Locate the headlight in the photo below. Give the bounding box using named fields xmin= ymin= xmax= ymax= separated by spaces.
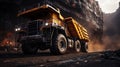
xmin=15 ymin=27 xmax=21 ymax=31
xmin=15 ymin=28 xmax=18 ymax=31
xmin=52 ymin=22 xmax=58 ymax=26
xmin=17 ymin=28 xmax=21 ymax=31
xmin=45 ymin=23 xmax=49 ymax=26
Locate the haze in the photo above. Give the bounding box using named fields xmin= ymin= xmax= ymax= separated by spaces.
xmin=96 ymin=0 xmax=120 ymax=13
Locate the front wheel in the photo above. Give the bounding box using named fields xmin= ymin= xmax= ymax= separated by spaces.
xmin=50 ymin=34 xmax=67 ymax=55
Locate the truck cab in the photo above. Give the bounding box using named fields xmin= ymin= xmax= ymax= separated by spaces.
xmin=16 ymin=4 xmax=67 ymax=54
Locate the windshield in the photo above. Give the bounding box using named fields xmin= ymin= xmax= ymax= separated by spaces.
xmin=19 ymin=9 xmax=52 ymax=20
xmin=31 ymin=11 xmax=51 ymax=20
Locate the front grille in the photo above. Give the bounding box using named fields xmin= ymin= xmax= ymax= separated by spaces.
xmin=28 ymin=21 xmax=43 ymax=35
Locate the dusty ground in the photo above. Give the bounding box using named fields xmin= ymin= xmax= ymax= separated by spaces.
xmin=0 ymin=50 xmax=120 ymax=67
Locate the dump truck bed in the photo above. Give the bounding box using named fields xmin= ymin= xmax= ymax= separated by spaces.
xmin=64 ymin=17 xmax=89 ymax=42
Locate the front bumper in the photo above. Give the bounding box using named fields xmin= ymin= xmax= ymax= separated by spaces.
xmin=20 ymin=35 xmax=50 ymax=43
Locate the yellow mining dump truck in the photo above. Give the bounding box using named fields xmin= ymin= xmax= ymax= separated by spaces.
xmin=15 ymin=4 xmax=89 ymax=54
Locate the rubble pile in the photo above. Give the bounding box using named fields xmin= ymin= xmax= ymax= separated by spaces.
xmin=101 ymin=49 xmax=120 ymax=61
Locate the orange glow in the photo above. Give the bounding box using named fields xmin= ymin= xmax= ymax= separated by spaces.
xmin=88 ymin=41 xmax=105 ymax=52
xmin=0 ymin=32 xmax=15 ymax=47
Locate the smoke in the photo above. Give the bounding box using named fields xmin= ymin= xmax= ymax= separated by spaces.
xmin=103 ymin=7 xmax=120 ymax=50
xmin=88 ymin=41 xmax=105 ymax=52
xmin=103 ymin=35 xmax=120 ymax=50
xmin=88 ymin=6 xmax=120 ymax=52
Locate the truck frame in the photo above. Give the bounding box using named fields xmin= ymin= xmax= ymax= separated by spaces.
xmin=15 ymin=4 xmax=89 ymax=54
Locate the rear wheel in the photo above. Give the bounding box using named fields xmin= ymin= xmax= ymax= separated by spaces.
xmin=22 ymin=43 xmax=38 ymax=54
xmin=74 ymin=40 xmax=81 ymax=53
xmin=81 ymin=42 xmax=88 ymax=53
xmin=50 ymin=34 xmax=67 ymax=55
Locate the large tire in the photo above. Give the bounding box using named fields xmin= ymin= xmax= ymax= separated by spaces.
xmin=22 ymin=43 xmax=38 ymax=54
xmin=81 ymin=42 xmax=88 ymax=53
xmin=74 ymin=40 xmax=81 ymax=53
xmin=50 ymin=34 xmax=67 ymax=55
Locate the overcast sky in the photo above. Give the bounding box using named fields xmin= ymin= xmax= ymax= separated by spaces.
xmin=96 ymin=0 xmax=120 ymax=13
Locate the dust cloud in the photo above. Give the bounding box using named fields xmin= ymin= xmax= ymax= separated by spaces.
xmin=88 ymin=6 xmax=120 ymax=52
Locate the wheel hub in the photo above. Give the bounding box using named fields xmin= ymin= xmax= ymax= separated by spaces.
xmin=58 ymin=40 xmax=67 ymax=52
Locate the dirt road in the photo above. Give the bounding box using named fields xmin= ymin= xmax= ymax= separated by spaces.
xmin=0 ymin=50 xmax=120 ymax=67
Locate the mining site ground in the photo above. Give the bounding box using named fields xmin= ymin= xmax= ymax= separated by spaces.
xmin=0 ymin=50 xmax=120 ymax=67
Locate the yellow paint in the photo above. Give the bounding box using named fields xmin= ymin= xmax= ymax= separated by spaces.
xmin=64 ymin=17 xmax=89 ymax=41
